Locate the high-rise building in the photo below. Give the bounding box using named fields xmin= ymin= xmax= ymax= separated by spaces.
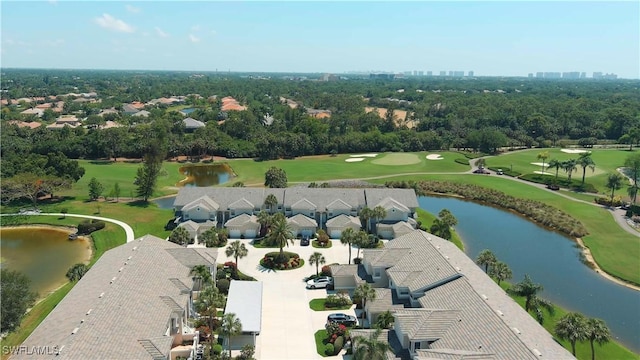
xmin=440 ymin=71 xmax=447 ymax=76
xmin=417 ymin=71 xmax=424 ymax=76
xmin=427 ymin=71 xmax=433 ymax=76
xmin=593 ymin=72 xmax=603 ymax=79
xmin=468 ymin=71 xmax=474 ymax=77
xmin=536 ymin=72 xmax=544 ymax=78
xmin=404 ymin=71 xmax=412 ymax=76
xmin=580 ymin=72 xmax=586 ymax=79
xmin=562 ymin=72 xmax=580 ymax=79
xmin=528 ymin=73 xmax=534 ymax=78
xmin=448 ymin=71 xmax=454 ymax=76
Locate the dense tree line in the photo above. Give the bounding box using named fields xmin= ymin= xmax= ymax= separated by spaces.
xmin=2 ymin=70 xmax=639 ymax=163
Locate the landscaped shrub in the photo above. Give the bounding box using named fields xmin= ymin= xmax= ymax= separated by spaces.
xmin=487 ymin=166 xmax=521 ymax=177
xmin=455 ymin=158 xmax=470 ymax=165
xmin=260 ymin=252 xmax=303 ymax=270
xmin=333 ymin=336 xmax=344 ymax=355
xmin=595 ymin=196 xmax=623 ymax=207
xmin=217 ymin=279 xmax=230 ymax=294
xmin=519 ymin=174 xmax=598 ymax=193
xmin=77 ymin=219 xmax=106 ymax=235
xmin=324 ymin=343 xmax=334 ymax=356
xmin=325 ymin=293 xmax=351 ymax=308
xmin=212 ymin=344 xmax=223 ymax=355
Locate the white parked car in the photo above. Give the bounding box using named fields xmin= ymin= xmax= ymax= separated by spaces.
xmin=306 ymin=276 xmax=334 ymax=289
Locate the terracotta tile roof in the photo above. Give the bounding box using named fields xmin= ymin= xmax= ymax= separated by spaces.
xmin=7 ymin=120 xmax=42 ymax=129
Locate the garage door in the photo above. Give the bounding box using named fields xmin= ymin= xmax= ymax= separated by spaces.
xmin=244 ymin=229 xmax=257 ymax=238
xmin=301 ymin=228 xmax=314 ymax=237
xmin=228 ymin=229 xmax=241 ymax=238
xmin=330 ymin=229 xmax=341 ymax=239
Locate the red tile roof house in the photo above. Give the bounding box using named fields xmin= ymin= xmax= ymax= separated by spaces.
xmin=6 ymin=120 xmax=42 ymax=129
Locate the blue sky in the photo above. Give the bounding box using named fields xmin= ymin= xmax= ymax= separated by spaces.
xmin=1 ymin=1 xmax=638 ymax=78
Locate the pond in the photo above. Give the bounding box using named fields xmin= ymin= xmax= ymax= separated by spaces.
xmin=178 ymin=163 xmax=234 ymax=187
xmin=419 ymin=196 xmax=640 ymax=353
xmin=0 ymin=227 xmax=92 ymax=298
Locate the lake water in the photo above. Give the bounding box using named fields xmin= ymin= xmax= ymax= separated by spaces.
xmin=178 ymin=164 xmax=234 ymax=187
xmin=0 ymin=227 xmax=92 ymax=297
xmin=418 ymin=196 xmax=640 ymax=353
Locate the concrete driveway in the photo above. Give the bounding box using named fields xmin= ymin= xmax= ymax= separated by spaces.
xmin=220 ymin=239 xmax=358 ymax=360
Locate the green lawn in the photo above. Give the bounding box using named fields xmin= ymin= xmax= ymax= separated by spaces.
xmin=486 ymin=148 xmax=634 ymax=196
xmin=415 ymin=208 xmax=464 ymax=250
xmin=314 ymin=329 xmax=331 ymax=357
xmin=501 ymin=282 xmax=639 ymax=360
xmin=309 ymin=298 xmax=352 ymax=311
xmin=225 ymin=151 xmax=469 ymax=186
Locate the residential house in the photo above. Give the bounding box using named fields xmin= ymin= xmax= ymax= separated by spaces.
xmin=173 ymin=188 xmax=417 ymax=239
xmin=224 ymin=281 xmax=263 ymax=351
xmin=330 ymin=230 xmax=574 ymax=359
xmin=178 ymin=220 xmax=216 ymax=241
xmin=122 ymin=104 xmax=140 ymax=115
xmin=20 ymin=107 xmax=45 ymax=117
xmin=132 ymin=110 xmax=151 ymax=118
xmin=182 ymin=117 xmax=205 ymax=131
xmin=224 ymin=214 xmax=260 ymax=238
xmin=305 ymin=108 xmax=332 ymax=119
xmin=98 ymin=108 xmax=119 ymax=117
xmin=14 ymin=235 xmax=218 ymax=360
xmin=46 ymin=115 xmax=82 ymax=129
xmin=6 ymin=120 xmax=42 ymax=129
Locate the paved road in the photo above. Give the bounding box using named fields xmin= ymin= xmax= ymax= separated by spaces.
xmin=1 ymin=213 xmax=136 ymax=242
xmin=221 ymin=239 xmax=359 ymax=360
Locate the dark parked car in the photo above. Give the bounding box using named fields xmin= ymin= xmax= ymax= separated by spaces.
xmin=300 ymin=236 xmax=310 ymax=246
xmin=327 ymin=313 xmax=357 ymax=326
xmin=473 ymin=168 xmax=490 ymax=174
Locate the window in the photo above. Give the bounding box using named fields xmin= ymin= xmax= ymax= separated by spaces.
xmin=373 ymin=268 xmax=381 ymax=278
xmin=413 ymin=341 xmax=421 ymax=351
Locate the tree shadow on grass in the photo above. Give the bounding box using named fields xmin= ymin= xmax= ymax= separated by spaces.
xmin=126 ymin=200 xmax=150 ymax=208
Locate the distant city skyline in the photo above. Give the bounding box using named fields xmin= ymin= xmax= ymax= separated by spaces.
xmin=1 ymin=1 xmax=638 ymax=79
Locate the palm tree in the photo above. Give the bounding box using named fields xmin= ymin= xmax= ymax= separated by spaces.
xmin=168 ymin=227 xmax=191 ymax=246
xmin=371 ymin=206 xmax=387 ymax=235
xmin=374 ymin=310 xmax=394 ymax=329
xmin=548 ymin=159 xmax=562 ymax=180
xmin=340 ymin=227 xmax=356 ymax=264
xmin=430 ymin=218 xmax=452 ymax=240
xmin=268 ymin=213 xmax=294 ymax=260
xmin=489 ymin=261 xmax=512 ymax=285
xmin=358 ymin=207 xmax=373 ymax=233
xmin=586 ymin=317 xmax=611 ymax=360
xmin=354 ymin=283 xmax=376 ymax=328
xmin=509 ymin=274 xmax=555 ymax=324
xmin=190 ymin=265 xmax=212 ymax=289
xmin=257 ymin=210 xmax=272 ymax=237
xmin=475 ymin=249 xmax=497 ymax=273
xmin=352 ymin=328 xmax=392 ymax=360
xmin=308 ymin=252 xmax=326 ymax=276
xmin=264 ymin=194 xmax=278 ymax=214
xmin=225 ymin=240 xmax=248 ymax=275
xmin=221 ymin=313 xmax=243 ymax=357
xmin=563 ymin=159 xmax=578 ymax=182
xmin=352 ymin=230 xmax=371 ymax=259
xmin=66 ymin=263 xmax=89 ymax=282
xmin=537 ymin=151 xmax=549 ymax=174
xmin=555 ymin=312 xmax=588 ymax=356
xmin=196 ymin=284 xmax=226 ymax=334
xmin=605 ymin=173 xmax=624 ymax=207
xmin=578 ymin=153 xmax=596 ymax=186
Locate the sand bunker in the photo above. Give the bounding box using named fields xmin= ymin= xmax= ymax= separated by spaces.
xmin=533 ymin=171 xmax=553 ymax=175
xmin=561 ymin=149 xmax=588 ymax=154
xmin=345 ymin=158 xmax=365 ymax=162
xmin=426 ymin=154 xmax=444 ymax=160
xmin=531 ymin=162 xmax=549 ymax=167
xmin=350 ymin=154 xmax=378 ymax=158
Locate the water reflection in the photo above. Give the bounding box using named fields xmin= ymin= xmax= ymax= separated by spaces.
xmin=178 ymin=164 xmax=234 ymax=187
xmin=0 ymin=227 xmax=91 ymax=297
xmin=419 ymin=196 xmax=640 ymax=353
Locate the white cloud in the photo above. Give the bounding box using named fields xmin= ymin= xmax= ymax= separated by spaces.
xmin=125 ymin=4 xmax=141 ymax=13
xmin=94 ymin=14 xmax=135 ymax=33
xmin=191 ymin=25 xmax=201 ymax=31
xmin=189 ymin=34 xmax=200 ymax=43
xmin=155 ymin=27 xmax=169 ymax=38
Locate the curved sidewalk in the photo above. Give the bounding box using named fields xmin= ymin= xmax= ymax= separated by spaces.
xmin=1 ymin=213 xmax=135 ymax=243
